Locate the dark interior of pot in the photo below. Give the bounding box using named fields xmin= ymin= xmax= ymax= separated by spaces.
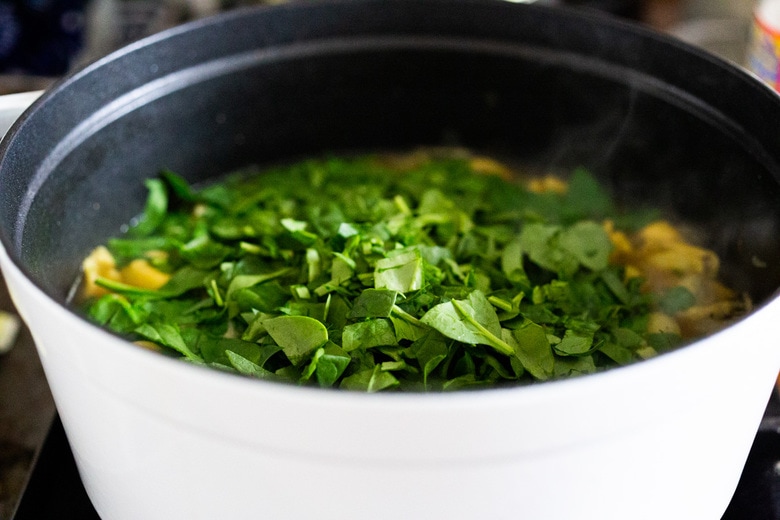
xmin=2 ymin=0 xmax=780 ymax=309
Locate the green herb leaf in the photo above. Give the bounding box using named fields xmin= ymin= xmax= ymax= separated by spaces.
xmin=348 ymin=289 xmax=399 ymax=318
xmin=342 ymin=319 xmax=398 ymax=352
xmin=420 ymin=290 xmax=513 ymax=356
xmin=519 ymin=223 xmax=578 ymax=276
xmin=180 ymin=233 xmax=233 ymax=269
xmin=134 ymin=322 xmax=201 ymax=361
xmin=504 ymin=320 xmax=554 ymax=380
xmin=314 ymin=343 xmax=351 ymax=388
xmin=79 ymin=153 xmax=726 ymax=392
xmin=262 ymin=315 xmax=329 ymax=365
xmin=658 ymin=286 xmax=697 ymax=314
xmin=374 ymin=250 xmax=424 ymax=293
xmin=563 ymin=167 xmax=614 ymax=221
xmin=86 ymin=293 xmax=146 ymax=332
xmin=198 ymin=335 xmax=262 ymax=366
xmin=131 ymin=178 xmax=168 ymax=237
xmin=553 ymin=322 xmax=600 ymax=356
xmin=226 ymin=350 xmax=278 ymax=380
xmin=409 ymin=330 xmax=450 ymax=389
xmin=553 ymin=354 xmax=598 ymax=378
xmin=558 ymin=221 xmax=612 ymax=272
xmin=340 ymin=365 xmax=399 ymax=392
xmin=225 ymin=268 xmax=294 ymax=302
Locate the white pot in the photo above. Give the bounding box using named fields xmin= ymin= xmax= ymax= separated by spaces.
xmin=2 ymin=246 xmax=778 ymax=519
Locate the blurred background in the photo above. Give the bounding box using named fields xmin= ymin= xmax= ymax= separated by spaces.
xmin=0 ymin=0 xmax=760 ymax=94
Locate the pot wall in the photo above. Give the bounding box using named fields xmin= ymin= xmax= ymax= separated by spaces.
xmin=3 ymin=240 xmax=779 ymax=520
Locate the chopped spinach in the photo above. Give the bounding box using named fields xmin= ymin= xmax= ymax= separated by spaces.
xmin=79 ymin=153 xmax=699 ymax=391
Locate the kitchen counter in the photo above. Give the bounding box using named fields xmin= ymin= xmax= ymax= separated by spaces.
xmin=0 ymin=303 xmax=55 ymax=520
xmin=0 ymin=91 xmax=55 ymax=520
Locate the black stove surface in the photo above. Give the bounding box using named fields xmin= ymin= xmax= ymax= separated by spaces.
xmin=11 ymin=417 xmax=99 ymax=519
xmin=11 ymin=395 xmax=780 ymax=519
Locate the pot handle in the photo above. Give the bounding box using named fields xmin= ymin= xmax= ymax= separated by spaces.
xmin=0 ymin=91 xmax=44 ymax=139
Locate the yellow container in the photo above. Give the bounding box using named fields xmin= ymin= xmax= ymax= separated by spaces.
xmin=747 ymin=0 xmax=780 ymax=90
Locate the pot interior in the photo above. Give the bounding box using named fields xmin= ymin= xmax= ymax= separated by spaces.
xmin=1 ymin=0 xmax=780 ymax=311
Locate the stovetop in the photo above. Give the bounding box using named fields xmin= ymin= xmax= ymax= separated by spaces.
xmin=9 ymin=393 xmax=780 ymax=520
xmin=724 ymin=396 xmax=780 ymax=520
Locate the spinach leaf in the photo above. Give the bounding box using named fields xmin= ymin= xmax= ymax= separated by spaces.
xmin=342 ymin=319 xmax=398 ymax=352
xmin=375 ymin=250 xmax=424 ymax=293
xmin=409 ymin=330 xmax=450 ymax=389
xmin=131 ymin=179 xmax=168 ymax=237
xmin=79 ymin=153 xmax=720 ymax=392
xmin=226 ymin=350 xmax=278 ymax=380
xmin=563 ymin=167 xmax=614 ymax=221
xmin=348 ymin=289 xmax=398 ymax=318
xmin=262 ymin=315 xmax=328 ymax=366
xmin=658 ymin=286 xmax=697 ymax=314
xmin=314 ymin=343 xmax=352 ymax=388
xmin=420 ymin=290 xmax=513 ymax=356
xmin=134 ymin=322 xmax=201 ymax=361
xmin=504 ymin=320 xmax=554 ymax=380
xmin=340 ymin=365 xmax=400 ymax=392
